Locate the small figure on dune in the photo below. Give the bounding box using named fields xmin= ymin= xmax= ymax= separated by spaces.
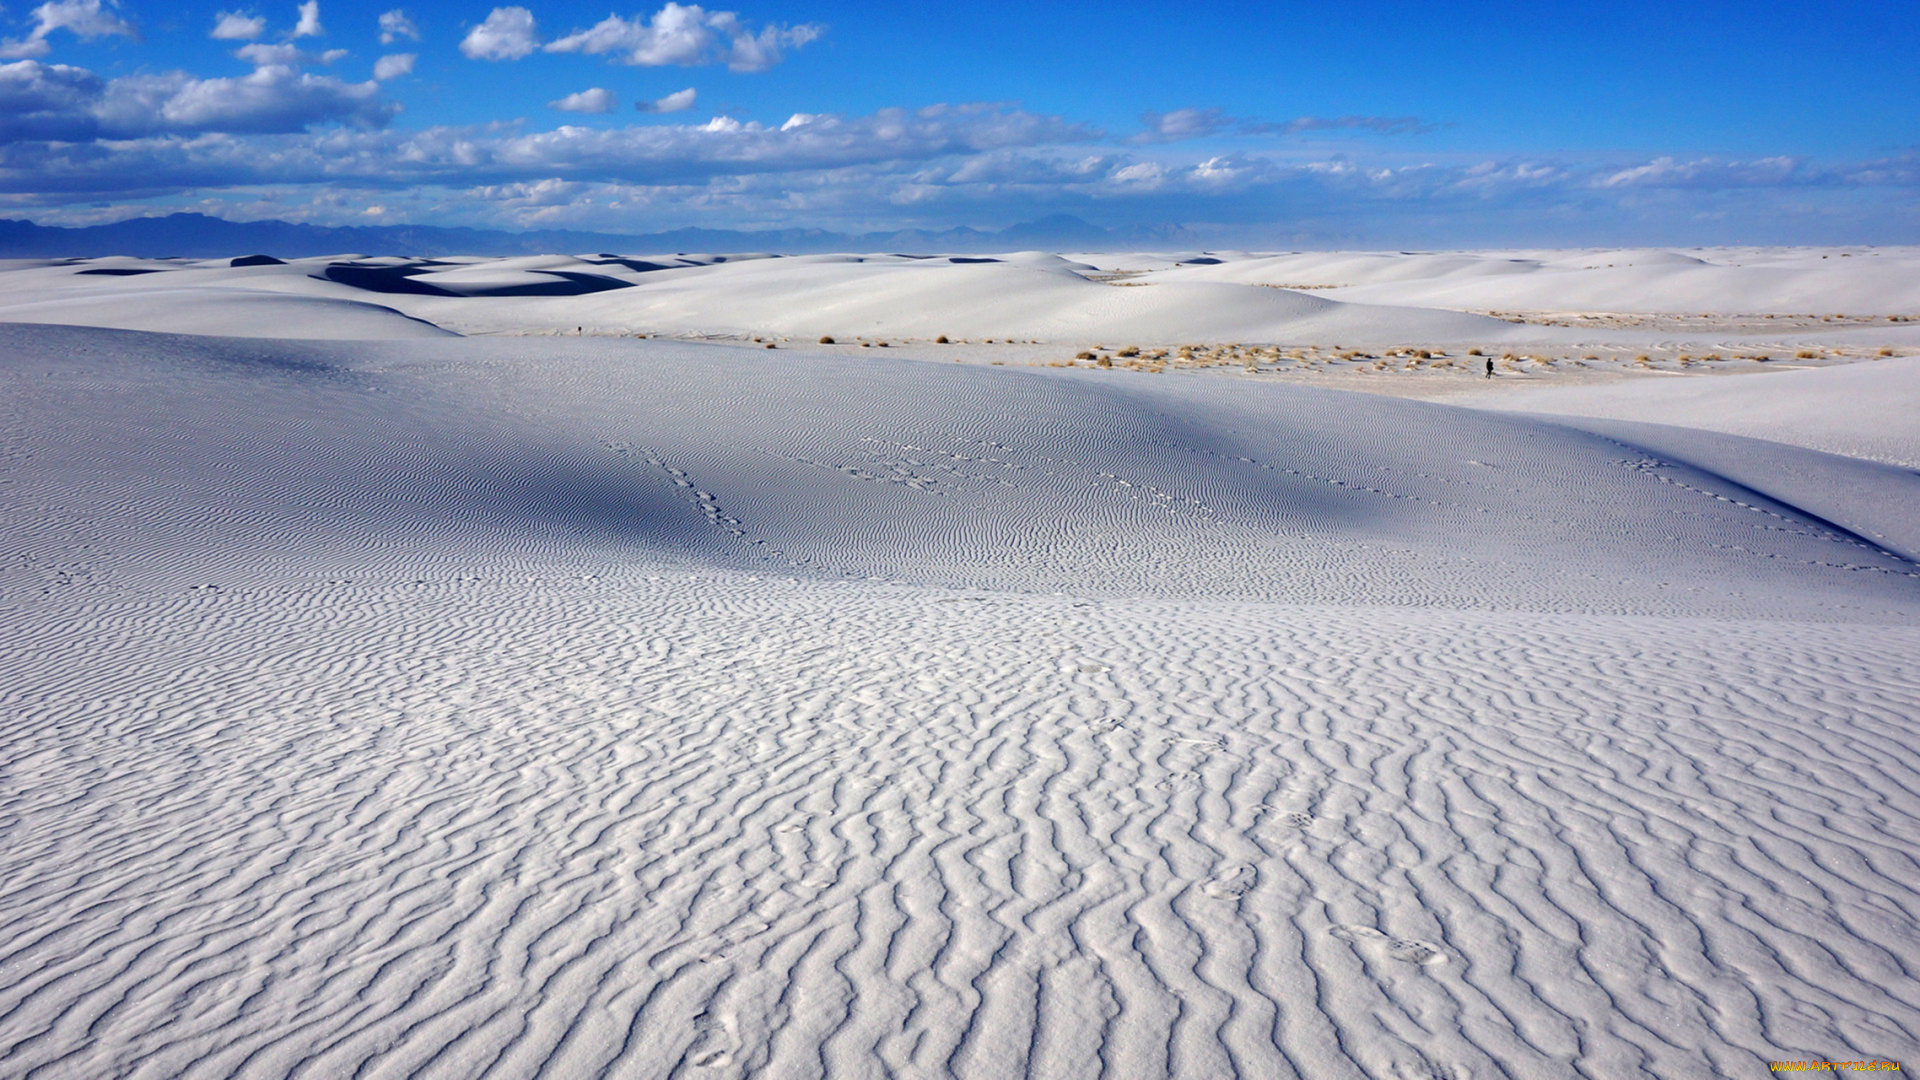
xmin=1485 ymin=355 xmax=1494 ymax=379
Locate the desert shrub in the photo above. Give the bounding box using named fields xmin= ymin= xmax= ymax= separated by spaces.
xmin=1116 ymin=345 xmax=1141 ymax=357
xmin=1878 ymin=347 xmax=1895 ymax=357
xmin=1097 ymin=355 xmax=1112 ymax=368
xmin=936 ymin=334 xmax=950 ymax=343
xmin=1075 ymin=351 xmax=1095 ymax=360
xmin=1633 ymin=354 xmax=1651 ymax=365
xmin=819 ymin=335 xmax=835 ymax=344
xmin=1468 ymin=348 xmax=1483 ymax=356
xmin=1795 ymin=350 xmax=1818 ymax=359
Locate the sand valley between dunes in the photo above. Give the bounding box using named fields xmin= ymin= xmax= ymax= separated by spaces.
xmin=2 ymin=247 xmax=1918 ymax=1079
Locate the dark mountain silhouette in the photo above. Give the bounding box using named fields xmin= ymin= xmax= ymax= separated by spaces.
xmin=0 ymin=213 xmax=1190 ymax=258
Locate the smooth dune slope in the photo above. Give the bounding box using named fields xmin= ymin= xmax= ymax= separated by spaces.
xmin=1464 ymin=354 xmax=1920 ymax=468
xmin=3 ymin=324 xmax=1913 ymax=615
xmin=0 ymin=284 xmax=455 ymax=339
xmin=2 ymin=324 xmax=1918 ymax=1079
xmin=1162 ymin=247 xmax=1920 ymax=314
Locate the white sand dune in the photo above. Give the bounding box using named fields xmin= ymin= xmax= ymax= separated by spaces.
xmin=3 ymin=320 xmax=1918 ymax=1078
xmin=1156 ymin=247 xmax=1920 ymax=316
xmin=7 ymin=247 xmax=1920 ymax=349
xmin=0 ymin=284 xmax=455 ymax=339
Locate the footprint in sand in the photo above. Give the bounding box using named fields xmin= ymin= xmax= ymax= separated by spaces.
xmin=1062 ymin=657 xmax=1110 ymax=674
xmin=686 ymin=1010 xmax=737 ymax=1068
xmin=1281 ymin=811 xmax=1313 ymax=828
xmin=1203 ymin=863 xmax=1255 ymax=899
xmin=1330 ymin=925 xmax=1448 ymax=965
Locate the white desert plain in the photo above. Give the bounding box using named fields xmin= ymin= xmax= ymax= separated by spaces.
xmin=3 ymin=246 xmax=1918 ymax=1079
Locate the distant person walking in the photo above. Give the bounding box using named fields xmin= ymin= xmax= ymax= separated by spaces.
xmin=1484 ymin=356 xmax=1494 ymax=379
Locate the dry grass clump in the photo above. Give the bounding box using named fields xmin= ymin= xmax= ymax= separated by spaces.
xmin=1116 ymin=345 xmax=1141 ymax=358
xmin=1075 ymin=351 xmax=1095 ymax=360
xmin=1467 ymin=348 xmax=1483 ymax=356
xmin=935 ymin=334 xmax=949 ymax=343
xmin=1751 ymin=354 xmax=1770 ymax=362
xmin=1795 ymin=350 xmax=1819 ymax=359
xmin=818 ymin=335 xmax=835 ymax=344
xmin=1633 ymin=354 xmax=1652 ymax=366
xmin=1096 ymin=355 xmax=1112 ymax=368
xmin=1878 ymin=347 xmax=1896 ymax=357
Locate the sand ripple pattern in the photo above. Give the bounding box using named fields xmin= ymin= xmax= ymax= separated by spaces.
xmin=3 ymin=583 xmax=1918 ymax=1079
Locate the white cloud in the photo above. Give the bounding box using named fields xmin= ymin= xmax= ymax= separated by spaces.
xmin=1 ymin=0 xmax=138 ymax=58
xmin=1594 ymin=155 xmax=1802 ymax=190
xmin=93 ymin=66 xmax=390 ymax=135
xmin=235 ymin=42 xmax=299 ymax=64
xmin=289 ymin=0 xmax=322 ymax=38
xmin=1132 ymin=107 xmax=1228 ymax=144
xmin=0 ymin=37 xmax=50 ymax=59
xmin=377 ymin=9 xmax=418 ymax=44
xmin=550 ymin=87 xmax=615 ymax=113
xmin=0 ymin=58 xmax=102 ymax=139
xmin=635 ymin=87 xmax=695 ymax=113
xmin=233 ymin=42 xmax=344 ymax=66
xmin=544 ymin=3 xmax=821 ymax=72
xmin=211 ymin=11 xmax=266 ymax=40
xmin=372 ymin=52 xmax=413 ymax=80
xmin=461 ymin=6 xmax=537 ymax=60
xmin=0 ymin=57 xmax=395 ymax=145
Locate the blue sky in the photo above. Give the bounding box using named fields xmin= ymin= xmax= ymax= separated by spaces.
xmin=2 ymin=0 xmax=1915 ymax=244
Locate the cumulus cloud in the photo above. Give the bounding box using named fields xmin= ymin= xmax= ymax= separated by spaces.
xmin=1132 ymin=107 xmax=1230 ymax=143
xmin=94 ymin=66 xmax=389 ymax=136
xmin=544 ymin=3 xmax=821 ymax=72
xmin=1 ymin=0 xmax=139 ymax=59
xmin=211 ymin=11 xmax=266 ymax=40
xmin=550 ymin=87 xmax=616 ymax=113
xmin=461 ymin=6 xmax=537 ymax=60
xmin=289 ymin=0 xmax=322 ymax=38
xmin=0 ymin=57 xmax=102 ymax=139
xmin=377 ymin=9 xmax=418 ymax=43
xmin=372 ymin=52 xmax=413 ymax=80
xmin=235 ymin=42 xmax=345 ymax=66
xmin=634 ymin=87 xmax=695 ymax=113
xmin=0 ymin=56 xmax=392 ymax=144
xmin=0 ymin=102 xmax=1096 ymax=194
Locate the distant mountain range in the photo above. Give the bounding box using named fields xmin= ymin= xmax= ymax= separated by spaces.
xmin=0 ymin=213 xmax=1197 ymax=258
